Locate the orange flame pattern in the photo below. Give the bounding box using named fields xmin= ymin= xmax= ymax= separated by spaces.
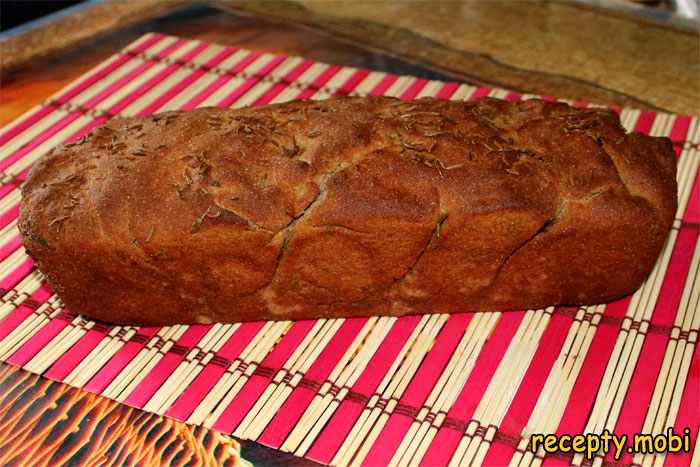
xmin=0 ymin=364 xmax=248 ymax=466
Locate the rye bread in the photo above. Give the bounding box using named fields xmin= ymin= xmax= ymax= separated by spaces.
xmin=18 ymin=97 xmax=677 ymax=325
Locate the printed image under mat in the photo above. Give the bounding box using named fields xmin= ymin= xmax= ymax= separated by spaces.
xmin=0 ymin=33 xmax=698 ymax=466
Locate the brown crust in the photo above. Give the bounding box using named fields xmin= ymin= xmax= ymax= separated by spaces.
xmin=18 ymin=97 xmax=677 ymax=325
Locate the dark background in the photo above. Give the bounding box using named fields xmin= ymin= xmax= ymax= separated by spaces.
xmin=1 ymin=1 xmax=86 ymax=32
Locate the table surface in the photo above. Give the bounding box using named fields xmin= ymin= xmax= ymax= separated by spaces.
xmin=0 ymin=1 xmax=697 ymax=465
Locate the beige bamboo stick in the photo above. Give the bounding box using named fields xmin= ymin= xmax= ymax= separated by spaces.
xmin=196 ymin=320 xmax=289 ymax=429
xmin=0 ymin=299 xmax=61 ymax=359
xmin=189 ymin=321 xmax=285 ymax=426
xmin=452 ymin=310 xmax=549 ymax=467
xmin=405 ymin=313 xmax=499 ymax=467
xmin=382 ymin=76 xmax=421 ymax=98
xmin=102 ymin=325 xmax=182 ymax=400
xmin=0 ymin=270 xmax=43 ymax=322
xmin=152 ymin=323 xmax=240 ymax=413
xmin=398 ymin=312 xmax=498 ymax=467
xmin=332 ymin=314 xmax=434 ymax=464
xmin=142 ymin=323 xmax=229 ymax=414
xmin=459 ymin=311 xmax=544 ymax=466
xmin=472 ymin=310 xmax=553 ymax=466
xmin=225 ymin=319 xmax=328 ymax=434
xmin=286 ymin=317 xmax=393 ymax=454
xmin=238 ymin=319 xmax=344 ymax=440
xmin=25 ymin=318 xmax=90 ymax=374
xmin=283 ymin=317 xmax=389 ymax=453
xmin=331 ymin=314 xmax=434 ymax=466
xmin=511 ymin=306 xmax=601 ymax=467
xmin=449 ymin=85 xmax=478 ymax=101
xmin=345 ymin=314 xmax=447 ymax=467
xmin=64 ymin=327 xmax=136 ymax=386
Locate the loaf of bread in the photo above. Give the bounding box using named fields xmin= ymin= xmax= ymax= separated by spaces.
xmin=19 ymin=97 xmax=677 ymax=325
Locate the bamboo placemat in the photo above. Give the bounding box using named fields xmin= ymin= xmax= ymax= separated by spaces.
xmin=0 ymin=33 xmax=697 ymax=467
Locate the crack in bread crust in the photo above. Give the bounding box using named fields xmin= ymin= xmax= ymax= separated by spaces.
xmin=489 ymin=215 xmax=556 ymax=290
xmin=389 ymin=213 xmax=449 ymax=293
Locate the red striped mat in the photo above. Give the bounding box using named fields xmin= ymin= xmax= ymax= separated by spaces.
xmin=0 ymin=33 xmax=698 ymax=466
